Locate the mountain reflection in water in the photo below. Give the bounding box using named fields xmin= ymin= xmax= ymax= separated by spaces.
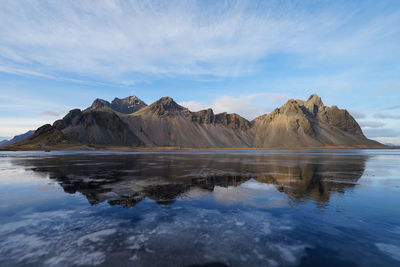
xmin=2 ymin=150 xmax=400 ymax=267
xmin=12 ymin=152 xmax=367 ymax=208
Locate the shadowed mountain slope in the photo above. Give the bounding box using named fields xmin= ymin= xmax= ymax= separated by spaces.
xmin=3 ymin=94 xmax=384 ymax=150
xmin=11 ymin=108 xmax=141 ymax=149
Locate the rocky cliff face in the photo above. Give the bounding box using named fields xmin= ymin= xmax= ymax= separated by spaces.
xmin=251 ymin=94 xmax=379 ymax=147
xmin=90 ymin=96 xmax=147 ymax=114
xmin=4 ymin=94 xmax=384 ymax=150
xmin=111 ymin=96 xmax=147 ymax=114
xmin=124 ymin=97 xmax=253 ymax=148
xmin=53 ymin=109 xmax=141 ymax=146
xmin=189 ymin=109 xmax=251 ymax=130
xmin=147 ymin=96 xmax=185 ymax=117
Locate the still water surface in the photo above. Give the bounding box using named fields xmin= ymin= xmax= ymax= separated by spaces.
xmin=0 ymin=150 xmax=399 ymax=266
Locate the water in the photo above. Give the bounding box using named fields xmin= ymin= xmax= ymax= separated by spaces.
xmin=0 ymin=150 xmax=399 ymax=266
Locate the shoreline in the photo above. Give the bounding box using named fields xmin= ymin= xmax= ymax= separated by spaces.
xmin=1 ymin=145 xmax=398 ymax=152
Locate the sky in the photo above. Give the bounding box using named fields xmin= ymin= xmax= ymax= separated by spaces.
xmin=0 ymin=0 xmax=400 ymax=144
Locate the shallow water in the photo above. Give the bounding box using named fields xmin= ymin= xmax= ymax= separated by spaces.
xmin=0 ymin=149 xmax=399 ymax=266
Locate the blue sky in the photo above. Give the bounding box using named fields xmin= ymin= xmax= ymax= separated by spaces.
xmin=0 ymin=0 xmax=400 ymax=144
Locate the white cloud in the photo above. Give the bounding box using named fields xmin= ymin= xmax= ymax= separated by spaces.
xmin=211 ymin=96 xmax=265 ymax=119
xmin=0 ymin=1 xmax=399 ymax=83
xmin=383 ymin=104 xmax=400 ymax=110
xmin=179 ymin=92 xmax=291 ymax=120
xmin=178 ymin=101 xmax=210 ymax=112
xmin=0 ymin=118 xmax=52 ymax=137
xmin=363 ymin=128 xmax=399 ymax=138
xmin=212 ymin=179 xmax=289 ymax=209
xmin=41 ymin=111 xmax=61 ymax=117
xmin=374 ymin=137 xmax=400 ymax=146
xmin=374 ymin=113 xmax=400 ymax=119
xmin=359 ymin=121 xmax=385 ymax=128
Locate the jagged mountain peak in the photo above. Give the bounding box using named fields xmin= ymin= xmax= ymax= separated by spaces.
xmin=257 ymin=95 xmax=329 ymax=121
xmin=91 ymin=98 xmax=110 ymax=109
xmin=304 ymin=94 xmax=324 ymax=115
xmin=306 ymin=94 xmax=324 ymax=106
xmin=188 ymin=109 xmax=251 ymax=130
xmin=191 ymin=108 xmax=215 ymax=117
xmin=112 ymin=96 xmax=143 ymax=105
xmin=90 ymin=96 xmax=146 ymax=114
xmin=275 ymin=94 xmax=325 ymax=117
xmin=154 ymin=96 xmax=176 ymax=105
xmin=148 ymin=96 xmax=186 ymax=116
xmin=111 ymin=96 xmax=147 ymax=114
xmin=279 ymin=99 xmax=304 ymax=114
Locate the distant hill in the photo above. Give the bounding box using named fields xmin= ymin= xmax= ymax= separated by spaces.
xmin=384 ymin=143 xmax=399 ymax=146
xmin=0 ymin=139 xmax=9 ymax=146
xmin=3 ymin=94 xmax=384 ymax=150
xmin=0 ymin=130 xmax=34 ymax=147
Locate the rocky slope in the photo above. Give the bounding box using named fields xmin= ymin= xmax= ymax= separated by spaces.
xmin=11 ymin=108 xmax=141 ymax=149
xmin=251 ymin=94 xmax=380 ymax=147
xmin=3 ymin=94 xmax=384 ymax=150
xmin=123 ymin=97 xmax=253 ymax=148
xmin=89 ymin=96 xmax=147 ymax=114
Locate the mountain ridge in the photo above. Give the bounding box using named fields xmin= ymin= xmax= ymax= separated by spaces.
xmin=89 ymin=96 xmax=147 ymax=114
xmin=3 ymin=94 xmax=385 ymax=150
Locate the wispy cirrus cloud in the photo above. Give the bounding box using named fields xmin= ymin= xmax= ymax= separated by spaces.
xmin=373 ymin=113 xmax=400 ymax=119
xmin=348 ymin=110 xmax=366 ymax=119
xmin=378 ymin=82 xmax=400 ymax=92
xmin=1 ymin=0 xmax=399 ymax=84
xmin=382 ymin=104 xmax=400 ymax=110
xmin=41 ymin=111 xmax=61 ymax=117
xmin=359 ymin=121 xmax=385 ymax=128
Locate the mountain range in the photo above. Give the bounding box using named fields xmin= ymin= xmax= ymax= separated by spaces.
xmin=2 ymin=94 xmax=384 ymax=150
